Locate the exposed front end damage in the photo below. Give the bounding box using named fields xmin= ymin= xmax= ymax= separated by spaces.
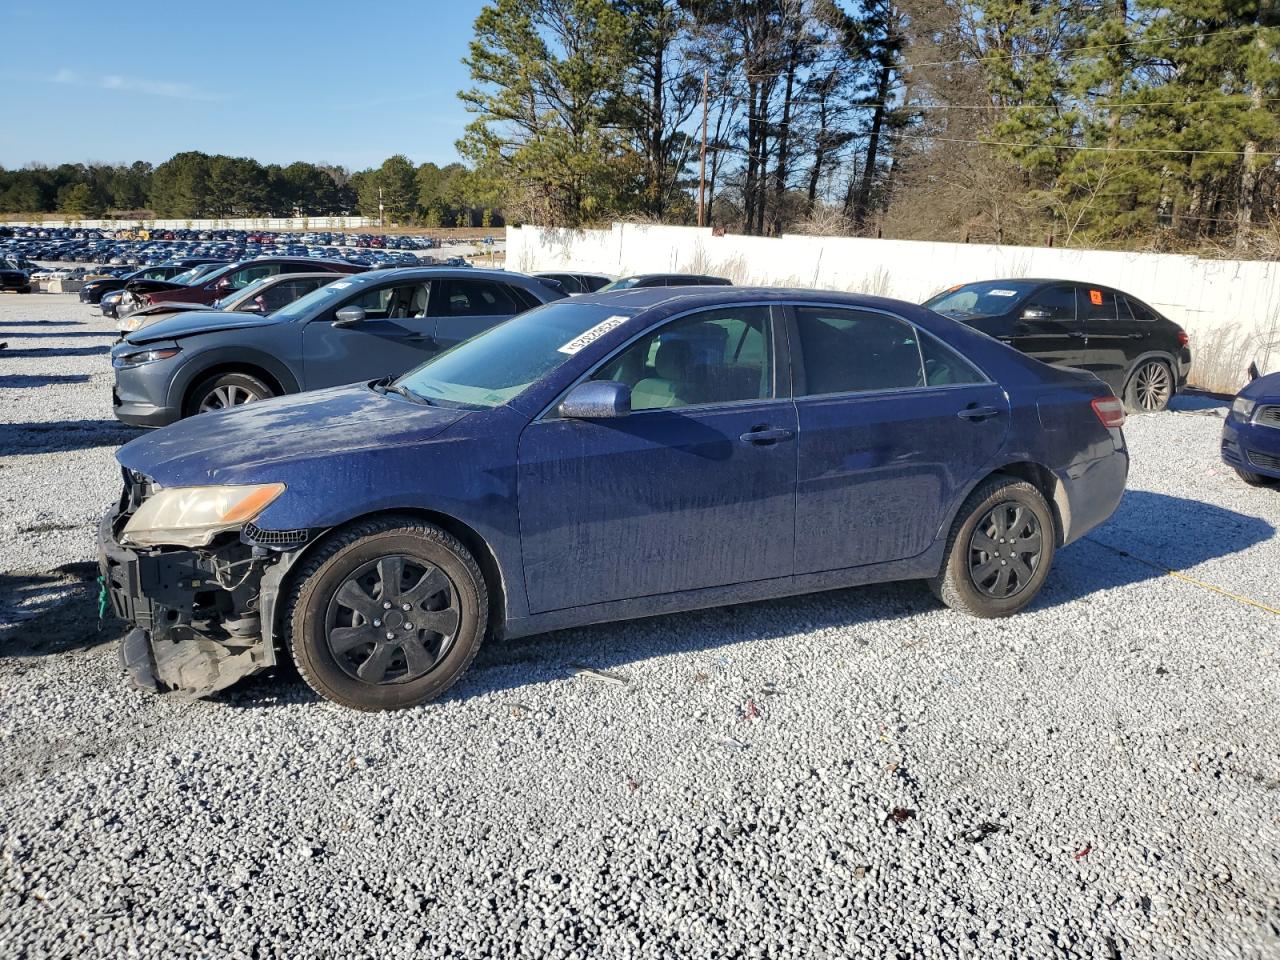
xmin=97 ymin=470 xmax=307 ymax=698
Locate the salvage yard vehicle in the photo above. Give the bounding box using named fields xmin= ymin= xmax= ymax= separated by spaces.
xmin=79 ymin=259 xmax=228 ymax=304
xmin=924 ymin=279 xmax=1190 ymax=413
xmin=117 ymin=256 xmax=365 ymax=318
xmin=0 ymin=257 xmax=32 ymax=293
xmin=1222 ymin=371 xmax=1280 ymax=487
xmin=110 ymin=267 xmax=565 ymax=426
xmin=100 ymin=287 xmax=1130 ymax=710
xmin=534 ymin=271 xmax=613 ymax=294
xmin=117 ymin=272 xmax=345 ymax=338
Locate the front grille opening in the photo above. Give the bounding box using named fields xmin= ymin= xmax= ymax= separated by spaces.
xmin=1256 ymin=405 xmax=1280 ymax=429
xmin=1247 ymin=450 xmax=1280 ymax=471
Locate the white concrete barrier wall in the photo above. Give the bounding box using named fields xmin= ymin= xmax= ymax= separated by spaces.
xmin=507 ymin=223 xmax=1280 ymax=390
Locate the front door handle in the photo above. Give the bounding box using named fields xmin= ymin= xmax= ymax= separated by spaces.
xmin=1067 ymin=331 xmax=1087 ymax=339
xmin=957 ymin=405 xmax=1001 ymax=421
xmin=739 ymin=426 xmax=794 ymax=445
xmin=403 ymin=334 xmax=437 ymax=346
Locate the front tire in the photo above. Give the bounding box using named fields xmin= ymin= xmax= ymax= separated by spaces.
xmin=1124 ymin=359 xmax=1173 ymax=413
xmin=930 ymin=476 xmax=1056 ymax=618
xmin=285 ymin=517 xmax=488 ymax=711
xmin=1235 ymin=467 xmax=1276 ymax=488
xmin=186 ymin=371 xmax=274 ymax=416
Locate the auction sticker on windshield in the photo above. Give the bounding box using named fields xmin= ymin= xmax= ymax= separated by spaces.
xmin=558 ymin=316 xmax=629 ymax=355
xmin=988 ymin=289 xmax=1019 ymax=297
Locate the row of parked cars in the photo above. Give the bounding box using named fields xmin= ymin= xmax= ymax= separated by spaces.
xmin=91 ymin=259 xmax=1273 ymax=716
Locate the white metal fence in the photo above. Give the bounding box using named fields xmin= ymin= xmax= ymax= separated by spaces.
xmin=507 ymin=222 xmax=1280 ymax=390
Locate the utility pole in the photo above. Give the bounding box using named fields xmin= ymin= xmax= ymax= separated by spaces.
xmin=378 ymin=186 xmax=385 ymax=228
xmin=698 ymin=68 xmax=708 ymax=228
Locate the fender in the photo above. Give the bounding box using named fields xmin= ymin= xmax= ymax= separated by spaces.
xmin=1121 ymin=349 xmax=1179 ymax=389
xmin=165 ymin=345 xmax=303 ymax=411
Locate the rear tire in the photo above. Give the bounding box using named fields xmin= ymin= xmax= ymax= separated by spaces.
xmin=1124 ymin=359 xmax=1173 ymax=413
xmin=285 ymin=517 xmax=487 ymax=711
xmin=929 ymin=476 xmax=1056 ymax=618
xmin=1235 ymin=467 xmax=1276 ymax=488
xmin=186 ymin=371 xmax=274 ymax=416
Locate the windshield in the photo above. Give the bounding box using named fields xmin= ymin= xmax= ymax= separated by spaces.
xmin=168 ymin=263 xmax=221 ymax=285
xmin=395 ymin=301 xmax=636 ymax=409
xmin=0 ymin=258 xmax=20 ymax=270
xmin=599 ymin=277 xmax=639 ymax=292
xmin=269 ymin=276 xmax=360 ymax=322
xmin=924 ymin=280 xmax=1039 ymax=319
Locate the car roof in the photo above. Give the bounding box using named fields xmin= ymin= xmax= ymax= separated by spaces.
xmin=338 ymin=266 xmax=543 ymax=285
xmin=571 ymin=286 xmax=926 ymax=314
xmin=622 ymin=273 xmax=730 ymax=281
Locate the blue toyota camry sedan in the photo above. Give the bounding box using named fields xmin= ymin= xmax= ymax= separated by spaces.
xmin=99 ymin=287 xmax=1129 ymax=710
xmin=1222 ymin=371 xmax=1280 ymax=486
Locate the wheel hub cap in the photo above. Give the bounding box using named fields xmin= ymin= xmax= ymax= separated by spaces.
xmin=967 ymin=502 xmax=1043 ymax=599
xmin=324 ymin=554 xmax=460 ymax=685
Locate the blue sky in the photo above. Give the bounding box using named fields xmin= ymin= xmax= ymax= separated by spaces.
xmin=1 ymin=0 xmax=484 ymax=171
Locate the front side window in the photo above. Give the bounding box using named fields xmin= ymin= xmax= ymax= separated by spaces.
xmin=794 ymin=307 xmax=924 ymax=396
xmin=1025 ymin=284 xmax=1077 ymax=321
xmin=344 ymin=282 xmax=431 ymax=319
xmin=593 ymin=306 xmax=773 ymax=411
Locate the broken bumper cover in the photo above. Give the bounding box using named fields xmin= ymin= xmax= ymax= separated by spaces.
xmin=97 ymin=507 xmax=274 ymax=698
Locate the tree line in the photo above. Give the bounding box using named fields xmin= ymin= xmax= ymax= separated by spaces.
xmin=0 ymin=153 xmax=502 ymax=227
xmin=460 ymin=0 xmax=1279 ymax=253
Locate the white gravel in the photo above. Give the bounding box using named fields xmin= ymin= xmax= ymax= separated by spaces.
xmin=1 ymin=294 xmax=1278 ymax=960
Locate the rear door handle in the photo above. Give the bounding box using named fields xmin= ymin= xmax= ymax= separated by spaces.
xmin=957 ymin=406 xmax=1001 ymax=421
xmin=739 ymin=426 xmax=794 ymax=445
xmin=1067 ymin=331 xmax=1087 ymax=339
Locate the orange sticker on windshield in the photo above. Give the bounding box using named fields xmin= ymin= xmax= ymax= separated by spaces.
xmin=1089 ymin=289 xmax=1103 ymax=306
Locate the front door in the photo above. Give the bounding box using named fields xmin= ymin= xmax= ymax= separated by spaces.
xmin=301 ymin=279 xmax=437 ymax=387
xmin=1007 ymin=283 xmax=1086 ymax=369
xmin=517 ymin=305 xmax=797 ymax=613
xmin=788 ymin=305 xmax=1009 ymax=573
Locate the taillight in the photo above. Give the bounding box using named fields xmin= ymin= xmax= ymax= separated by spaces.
xmin=1177 ymin=331 xmax=1189 ymax=347
xmin=1091 ymin=396 xmax=1126 ymax=429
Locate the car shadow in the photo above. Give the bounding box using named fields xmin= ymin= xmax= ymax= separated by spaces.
xmin=0 ymin=419 xmax=142 ymax=454
xmin=1169 ymin=393 xmax=1227 ymax=413
xmin=0 ymin=320 xmax=88 ymax=328
xmin=1 ymin=331 xmax=115 ymax=339
xmin=0 ymin=564 xmax=115 ymax=657
xmin=0 ymin=374 xmax=93 ymax=388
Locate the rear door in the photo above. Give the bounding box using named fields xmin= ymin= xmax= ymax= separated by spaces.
xmin=1077 ymin=286 xmax=1136 ymax=393
xmin=431 ymin=277 xmax=530 ymax=350
xmin=1008 ymin=284 xmax=1086 ymax=369
xmin=301 ymin=279 xmax=437 ymax=387
xmin=788 ymin=304 xmax=1008 ymax=573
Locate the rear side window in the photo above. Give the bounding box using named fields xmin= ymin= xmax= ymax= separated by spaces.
xmin=437 ymin=279 xmax=523 ymax=316
xmin=223 ymin=264 xmax=280 ymax=290
xmin=919 ymin=333 xmax=985 ymax=386
xmin=1081 ymin=286 xmax=1118 ymax=322
xmin=1124 ymin=296 xmax=1160 ymax=322
xmin=794 ymin=307 xmax=924 ymax=395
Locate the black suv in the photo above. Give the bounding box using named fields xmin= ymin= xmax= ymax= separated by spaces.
xmin=925 ymin=279 xmax=1191 ymax=412
xmin=0 ymin=257 xmax=31 ymax=294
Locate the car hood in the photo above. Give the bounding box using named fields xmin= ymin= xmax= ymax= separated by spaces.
xmin=1240 ymin=371 xmax=1280 ymax=403
xmin=117 ymin=383 xmax=469 ymax=486
xmin=125 ymin=310 xmax=279 ymax=344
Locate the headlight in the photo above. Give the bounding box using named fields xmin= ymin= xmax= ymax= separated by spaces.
xmin=120 ymin=315 xmax=144 ymax=332
xmin=1232 ymin=396 xmax=1256 ymax=421
xmin=121 ymin=483 xmax=286 ymax=548
xmin=112 ymin=346 xmax=180 ymax=368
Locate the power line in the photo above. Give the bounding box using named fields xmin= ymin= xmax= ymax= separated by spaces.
xmin=890 ymin=132 xmax=1280 ymax=158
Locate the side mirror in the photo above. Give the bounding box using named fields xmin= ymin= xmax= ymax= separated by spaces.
xmin=558 ymin=380 xmax=631 ymax=419
xmin=1021 ymin=307 xmax=1052 ymax=321
xmin=333 ymin=305 xmax=366 ymax=327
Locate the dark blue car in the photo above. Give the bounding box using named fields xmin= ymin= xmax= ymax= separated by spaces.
xmin=98 ymin=288 xmax=1129 ymax=710
xmin=1222 ymin=372 xmax=1280 ymax=486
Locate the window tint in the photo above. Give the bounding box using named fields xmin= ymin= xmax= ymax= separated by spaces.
xmin=1124 ymin=296 xmax=1160 ymax=322
xmin=1081 ymin=286 xmax=1118 ymax=322
xmin=1025 ymin=285 xmax=1076 ymax=322
xmin=259 ymin=278 xmax=323 ymax=312
xmin=343 ymin=282 xmax=431 ymax=319
xmin=919 ymin=333 xmax=985 ymax=386
xmin=794 ymin=307 xmax=924 ymax=395
xmin=438 ymin=279 xmax=522 ymax=316
xmin=593 ymin=306 xmax=772 ymax=411
xmin=580 ymin=275 xmax=610 ymax=292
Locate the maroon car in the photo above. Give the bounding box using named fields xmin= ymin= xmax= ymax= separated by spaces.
xmin=121 ymin=257 xmax=366 ymax=315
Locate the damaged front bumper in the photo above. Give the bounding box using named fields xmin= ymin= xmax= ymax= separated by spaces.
xmin=97 ymin=504 xmax=301 ymax=698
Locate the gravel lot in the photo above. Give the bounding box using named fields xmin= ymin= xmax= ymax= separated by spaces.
xmin=1 ymin=294 xmax=1278 ymax=960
